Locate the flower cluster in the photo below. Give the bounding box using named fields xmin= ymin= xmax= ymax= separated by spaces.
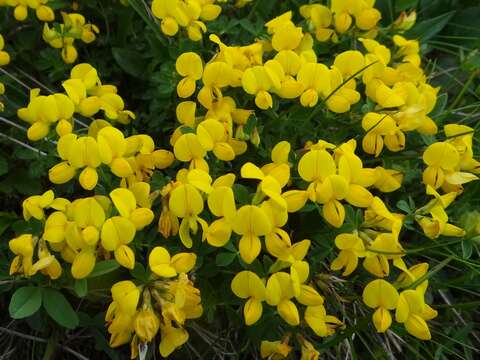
xmin=151 ymin=0 xmax=222 ymax=41
xmin=300 ymin=1 xmax=382 ymax=42
xmin=150 ymin=0 xmax=255 ymax=41
xmin=0 ymin=33 xmax=10 ymax=111
xmin=12 ymin=185 xmax=155 ymax=280
xmin=43 ymin=12 xmax=99 ymax=63
xmin=359 ymin=34 xmax=439 ymax=157
xmin=106 ymin=246 xmax=201 ymax=357
xmin=48 ymin=126 xmax=174 ymax=190
xmin=168 ymin=9 xmax=439 ymax=173
xmin=0 ymin=0 xmax=54 ymax=21
xmin=0 ymin=1 xmax=97 ymax=63
xmin=422 ymin=124 xmax=479 ymax=191
xmin=5 ymin=0 xmax=479 ymax=358
xmin=362 ymin=275 xmax=437 ymax=340
xmin=18 ymin=63 xmax=135 ymax=141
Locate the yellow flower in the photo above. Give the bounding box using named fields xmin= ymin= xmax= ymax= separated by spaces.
xmin=22 ymin=190 xmax=54 ymax=220
xmin=176 ymin=52 xmax=203 ymax=98
xmin=133 ymin=308 xmax=160 ymax=343
xmin=362 ymin=279 xmax=399 ymax=333
xmin=423 ymin=140 xmax=477 ymax=190
xmin=297 ymin=147 xmax=374 ymax=227
xmin=71 ymin=249 xmax=97 ymax=278
xmin=415 ymin=185 xmax=466 ymax=239
xmin=241 ymin=162 xmax=288 ymax=209
xmin=331 ymin=233 xmax=366 ymax=276
xmin=297 ymin=63 xmax=331 ymax=107
xmin=231 ymin=271 xmax=266 ymax=325
xmin=298 ymin=336 xmax=320 ymax=360
xmin=362 ymin=112 xmax=404 ymax=157
xmin=232 ymin=205 xmax=272 ymax=263
xmin=363 ymin=197 xmax=404 ymax=234
xmin=9 ymin=234 xmax=34 ymax=277
xmin=204 ymin=173 xmax=237 ymax=246
xmin=43 ymin=211 xmax=68 ymax=243
xmin=300 ymin=4 xmax=335 ymax=42
xmin=363 ymin=232 xmax=405 ymax=277
xmin=396 ymin=263 xmax=429 ymax=294
xmin=260 ymin=339 xmax=292 ymax=359
xmin=159 ymin=322 xmax=189 ymax=357
xmin=101 ymin=216 xmax=136 ymax=269
xmin=197 ymin=119 xmax=236 ymax=161
xmin=0 ymin=34 xmax=10 ymax=66
xmin=264 ymin=262 xmax=314 ymax=326
xmin=395 ymin=289 xmax=437 ymax=340
xmin=149 ymin=246 xmax=196 ymax=277
xmin=393 ymin=11 xmax=417 ymax=31
xmin=173 ymin=133 xmax=209 ymax=171
xmin=242 ymin=65 xmax=279 ymax=109
xmin=304 ymin=304 xmax=342 ymax=336
xmin=106 ymin=280 xmax=140 ymax=347
xmin=197 ymin=61 xmax=233 ymax=108
xmin=110 ymin=187 xmax=154 ymax=230
xmin=169 ymin=182 xmax=208 ymax=248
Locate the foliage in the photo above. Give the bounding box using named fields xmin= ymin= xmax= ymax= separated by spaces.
xmin=0 ymin=0 xmax=479 ymax=359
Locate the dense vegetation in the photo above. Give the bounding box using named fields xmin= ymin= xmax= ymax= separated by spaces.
xmin=0 ymin=0 xmax=479 ymax=359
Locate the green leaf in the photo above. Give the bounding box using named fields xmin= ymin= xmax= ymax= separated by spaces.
xmin=215 ymin=252 xmax=237 ymax=267
xmin=74 ymin=279 xmax=88 ymax=298
xmin=127 ymin=0 xmax=166 ymax=45
xmin=406 ymin=11 xmax=455 ymax=41
xmin=12 ymin=170 xmax=43 ymax=195
xmin=239 ymin=19 xmax=260 ymax=36
xmin=233 ymin=184 xmax=251 ymax=205
xmin=88 ymin=260 xmax=120 ymax=278
xmin=112 ymin=47 xmax=147 ymax=78
xmin=429 ymin=92 xmax=448 ymax=121
xmin=461 ymin=240 xmax=473 ymax=259
xmin=396 ymin=200 xmax=412 ymax=214
xmin=180 ymin=127 xmax=196 ymax=134
xmin=9 ymin=286 xmax=43 ymax=319
xmin=244 ymin=115 xmax=257 ymax=137
xmin=0 ymin=212 xmax=17 ymax=236
xmin=224 ymin=240 xmax=237 ymax=253
xmin=130 ymin=262 xmax=149 ymax=282
xmin=43 ymin=288 xmax=79 ymax=329
xmin=395 ymin=0 xmax=418 ymax=11
xmin=0 ymin=155 xmax=8 ymax=176
xmin=420 ymin=134 xmax=437 ymax=146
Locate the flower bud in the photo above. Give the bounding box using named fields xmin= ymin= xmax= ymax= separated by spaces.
xmin=49 ymin=162 xmax=76 ymax=184
xmin=62 ymin=44 xmax=78 ymax=64
xmin=393 ymin=11 xmax=417 ymax=31
xmin=110 ymin=157 xmax=133 ymax=178
xmin=130 ymin=208 xmax=154 ymax=230
xmin=56 ymin=119 xmax=73 ymax=137
xmin=79 ymin=166 xmax=98 ymax=190
xmin=0 ymin=51 xmax=10 ymax=66
xmin=36 ymin=5 xmax=55 ymax=22
xmin=152 ymin=150 xmax=174 ymax=169
xmin=14 ymin=5 xmax=28 ymax=21
xmin=161 ymin=17 xmax=179 ymax=36
xmin=82 ymin=225 xmax=100 ymax=246
xmin=114 ymin=245 xmax=135 ymax=269
xmin=27 ymin=121 xmax=50 ymax=141
xmin=71 ymin=249 xmax=96 ymax=279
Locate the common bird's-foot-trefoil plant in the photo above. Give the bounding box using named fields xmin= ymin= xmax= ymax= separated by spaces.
xmin=3 ymin=0 xmax=478 ymax=358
